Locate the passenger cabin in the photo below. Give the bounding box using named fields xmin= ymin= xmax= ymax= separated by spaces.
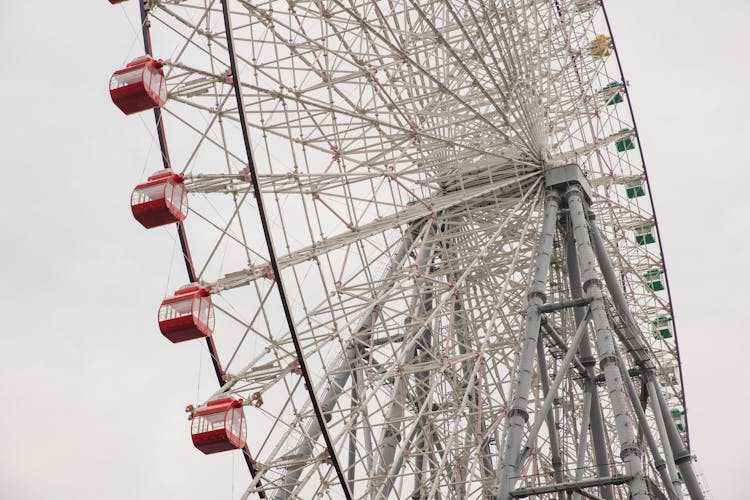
xmin=131 ymin=170 xmax=188 ymax=229
xmin=191 ymin=398 xmax=246 ymax=454
xmin=601 ymin=81 xmax=624 ymax=106
xmin=589 ymin=35 xmax=612 ymax=58
xmin=615 ymin=128 xmax=635 ymax=152
xmin=633 ymin=223 xmax=655 ymax=245
xmin=644 ymin=268 xmax=665 ymax=292
xmin=158 ymin=285 xmax=214 ymax=343
xmin=110 ymin=56 xmax=167 ymax=115
xmin=671 ymin=408 xmax=686 ymax=432
xmin=653 ymin=316 xmax=673 ymax=339
xmin=625 ymin=179 xmax=645 ymax=199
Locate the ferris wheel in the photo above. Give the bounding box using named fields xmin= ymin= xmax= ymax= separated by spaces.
xmin=107 ymin=0 xmax=708 ymax=498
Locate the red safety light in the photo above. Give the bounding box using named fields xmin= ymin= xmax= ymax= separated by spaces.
xmin=158 ymin=285 xmax=214 ymax=343
xmin=131 ymin=170 xmax=188 ymax=229
xmin=191 ymin=398 xmax=246 ymax=454
xmin=109 ymin=56 xmax=167 ymax=115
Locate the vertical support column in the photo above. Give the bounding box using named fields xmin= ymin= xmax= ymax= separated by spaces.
xmin=616 ymin=362 xmax=682 ymax=499
xmin=450 ymin=289 xmax=496 ymax=488
xmin=413 ymin=269 xmax=437 ymax=498
xmin=374 ymin=382 xmax=407 ymax=498
xmin=372 ymin=228 xmax=436 ymax=498
xmin=518 ymin=310 xmax=591 ymax=465
xmin=497 ymin=188 xmax=560 ymax=498
xmin=565 ymin=184 xmax=648 ymax=499
xmin=645 ymin=381 xmax=683 ymax=497
xmin=572 ymin=386 xmax=592 ymax=496
xmin=535 ymin=336 xmax=565 ymax=500
xmin=587 ymin=221 xmax=650 ymax=364
xmin=348 ymin=362 xmax=360 ymax=494
xmin=650 ymin=380 xmax=706 ymax=500
xmin=588 ymin=221 xmax=705 ymax=500
xmin=413 ymin=435 xmax=425 ymax=499
xmin=565 ymin=226 xmax=614 ymax=500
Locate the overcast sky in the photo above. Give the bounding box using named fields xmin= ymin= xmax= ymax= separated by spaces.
xmin=0 ymin=1 xmax=746 ymax=499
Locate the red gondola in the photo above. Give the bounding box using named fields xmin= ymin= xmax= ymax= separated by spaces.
xmin=131 ymin=170 xmax=188 ymax=229
xmin=158 ymin=285 xmax=214 ymax=343
xmin=109 ymin=56 xmax=167 ymax=115
xmin=191 ymin=398 xmax=246 ymax=454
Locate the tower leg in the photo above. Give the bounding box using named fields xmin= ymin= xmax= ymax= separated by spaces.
xmin=372 ymin=229 xmax=437 ymax=498
xmin=615 ymin=353 xmax=682 ymax=499
xmin=651 ymin=380 xmax=706 ymax=500
xmin=643 ymin=376 xmax=684 ymax=499
xmin=565 ymin=224 xmax=614 ymax=500
xmin=497 ymin=189 xmax=561 ymax=498
xmin=518 ymin=309 xmax=592 ymax=466
xmin=572 ymin=383 xmax=592 ymax=499
xmin=536 ymin=335 xmax=565 ymax=500
xmin=565 ymin=184 xmax=648 ymax=499
xmin=588 ymin=220 xmax=705 ymax=500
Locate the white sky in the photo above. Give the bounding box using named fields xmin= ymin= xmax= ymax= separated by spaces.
xmin=0 ymin=1 xmax=746 ymax=498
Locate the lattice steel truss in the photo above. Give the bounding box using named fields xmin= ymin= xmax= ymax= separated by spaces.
xmin=123 ymin=0 xmax=708 ymax=498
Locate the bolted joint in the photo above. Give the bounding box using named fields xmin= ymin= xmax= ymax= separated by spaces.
xmin=528 ymin=290 xmax=547 ymax=303
xmin=599 ymin=354 xmax=619 ymax=370
xmin=544 ymin=188 xmax=562 ymax=205
xmin=620 ymin=444 xmax=642 ymax=461
xmin=634 ymin=359 xmax=650 ymax=371
xmin=508 ymin=407 xmax=529 ymax=423
xmin=565 ymin=183 xmax=584 ymax=199
xmin=674 ymin=449 xmax=693 ymax=465
xmin=582 ymin=277 xmax=602 ymax=291
xmin=580 ymin=354 xmax=597 ymax=367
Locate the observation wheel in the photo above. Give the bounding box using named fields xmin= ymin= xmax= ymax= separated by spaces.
xmin=108 ymin=0 xmax=708 ymax=498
